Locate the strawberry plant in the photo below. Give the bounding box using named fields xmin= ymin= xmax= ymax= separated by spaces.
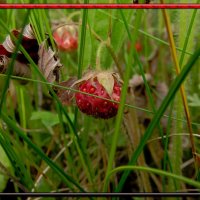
xmin=0 ymin=0 xmax=200 ymax=198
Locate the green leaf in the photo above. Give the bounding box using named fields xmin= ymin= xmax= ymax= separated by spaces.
xmin=30 ymin=111 xmax=73 ymax=127
xmin=188 ymin=93 xmax=200 ymax=107
xmin=0 ymin=145 xmax=13 ymax=192
xmin=31 ymin=111 xmax=61 ymax=127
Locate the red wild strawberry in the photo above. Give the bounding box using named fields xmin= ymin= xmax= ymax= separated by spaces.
xmin=74 ymin=71 xmax=122 ymax=119
xmin=127 ymin=40 xmax=142 ymax=53
xmin=53 ymin=24 xmax=78 ymax=52
xmin=134 ymin=41 xmax=142 ymax=52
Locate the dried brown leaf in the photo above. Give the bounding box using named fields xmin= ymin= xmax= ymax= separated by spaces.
xmin=0 ymin=55 xmax=9 ymax=74
xmin=2 ymin=34 xmax=16 ymax=53
xmin=56 ymin=77 xmax=78 ymax=106
xmin=22 ymin=24 xmax=35 ymax=39
xmin=129 ymin=73 xmax=152 ymax=89
xmin=38 ymin=42 xmax=62 ymax=83
xmin=156 ymin=82 xmax=168 ymax=108
xmin=194 ymin=153 xmax=200 ymax=167
xmin=0 ymin=55 xmax=30 ymax=76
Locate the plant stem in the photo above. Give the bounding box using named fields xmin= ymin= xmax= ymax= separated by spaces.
xmin=160 ymin=0 xmax=197 ymax=168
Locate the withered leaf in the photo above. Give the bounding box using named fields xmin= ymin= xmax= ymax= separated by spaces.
xmin=0 ymin=54 xmax=31 ymax=80
xmin=194 ymin=153 xmax=200 ymax=167
xmin=2 ymin=34 xmax=16 ymax=53
xmin=56 ymin=77 xmax=78 ymax=106
xmin=129 ymin=73 xmax=152 ymax=88
xmin=0 ymin=55 xmax=9 ymax=74
xmin=22 ymin=24 xmax=35 ymax=39
xmin=38 ymin=41 xmax=62 ymax=83
xmin=1 ymin=24 xmax=39 ymax=64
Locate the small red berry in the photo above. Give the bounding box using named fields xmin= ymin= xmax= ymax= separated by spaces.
xmin=135 ymin=42 xmax=142 ymax=52
xmin=75 ymin=71 xmax=122 ymax=119
xmin=127 ymin=40 xmax=142 ymax=53
xmin=53 ymin=24 xmax=78 ymax=52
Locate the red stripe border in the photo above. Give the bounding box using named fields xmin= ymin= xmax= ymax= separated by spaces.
xmin=0 ymin=4 xmax=200 ymax=9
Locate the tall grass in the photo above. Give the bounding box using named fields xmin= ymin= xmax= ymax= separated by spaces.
xmin=0 ymin=0 xmax=200 ymax=198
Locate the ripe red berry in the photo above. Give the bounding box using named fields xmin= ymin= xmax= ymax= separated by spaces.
xmin=53 ymin=24 xmax=78 ymax=52
xmin=127 ymin=40 xmax=142 ymax=53
xmin=75 ymin=71 xmax=122 ymax=119
xmin=135 ymin=41 xmax=142 ymax=52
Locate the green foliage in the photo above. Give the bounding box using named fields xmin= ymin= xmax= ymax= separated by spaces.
xmin=0 ymin=0 xmax=200 ymax=195
xmin=30 ymin=111 xmax=72 ymax=127
xmin=82 ymin=1 xmax=133 ymax=70
xmin=0 ymin=145 xmax=13 ymax=192
xmin=188 ymin=85 xmax=200 ymax=107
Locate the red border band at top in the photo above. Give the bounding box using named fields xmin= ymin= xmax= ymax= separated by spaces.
xmin=0 ymin=4 xmax=200 ymax=9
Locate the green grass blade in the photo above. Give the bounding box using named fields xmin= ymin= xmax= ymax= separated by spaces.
xmin=74 ymin=0 xmax=88 ymax=126
xmin=0 ymin=112 xmax=85 ymax=192
xmin=98 ymin=9 xmax=194 ymax=57
xmin=74 ymin=1 xmax=96 ymax=189
xmin=115 ymin=47 xmax=200 ymax=192
xmin=0 ymin=15 xmax=95 ymax=192
xmin=162 ymin=99 xmax=176 ymax=191
xmin=105 ymin=166 xmax=200 ymax=191
xmin=1 ymin=73 xmax=200 ymax=129
xmin=0 ymin=9 xmax=31 ymax=114
xmin=77 ymin=0 xmax=88 ymax=79
xmin=0 ymin=128 xmax=33 ymax=190
xmin=103 ymin=6 xmax=143 ymax=192
xmin=119 ymin=4 xmax=169 ymax=150
xmin=179 ymin=0 xmax=199 ymax=67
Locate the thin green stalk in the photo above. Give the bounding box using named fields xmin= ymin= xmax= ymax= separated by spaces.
xmin=0 ymin=128 xmax=33 ymax=190
xmin=120 ymin=6 xmax=170 ymax=160
xmin=77 ymin=0 xmax=88 ymax=79
xmin=169 ymin=94 xmax=183 ymax=191
xmin=98 ymin=10 xmax=194 ymax=56
xmin=105 ymin=166 xmax=200 ymax=191
xmin=73 ymin=0 xmax=89 ymax=126
xmin=161 ymin=0 xmax=197 ymax=168
xmin=115 ymin=47 xmax=200 ymax=192
xmin=1 ymin=73 xmax=200 ymax=129
xmin=163 ymin=99 xmax=176 ymax=192
xmin=103 ymin=43 xmax=132 ymax=192
xmin=41 ymin=9 xmax=56 ymax=51
xmin=103 ymin=7 xmax=142 ymax=192
xmin=73 ymin=0 xmax=96 ymax=189
xmin=0 ymin=9 xmax=31 ymax=114
xmin=117 ymin=3 xmax=153 ymax=194
xmin=0 ymin=14 xmax=95 ymax=192
xmin=96 ymin=41 xmax=107 ymax=70
xmin=179 ymin=0 xmax=199 ymax=67
xmin=18 ymin=86 xmax=26 ymax=130
xmin=0 ymin=112 xmax=85 ymax=192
